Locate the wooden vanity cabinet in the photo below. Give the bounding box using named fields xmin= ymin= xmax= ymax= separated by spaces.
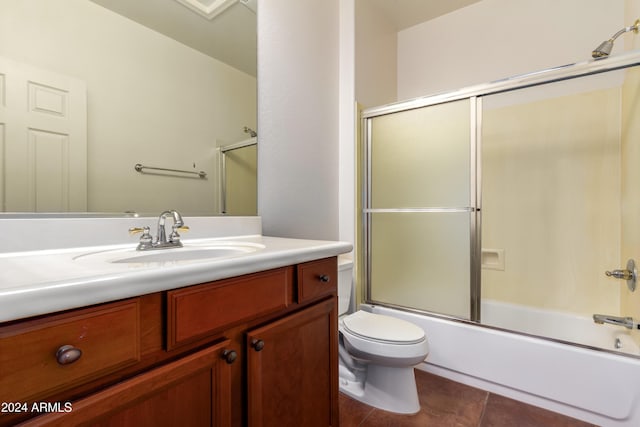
xmin=245 ymin=257 xmax=339 ymax=427
xmin=18 ymin=339 xmax=234 ymax=427
xmin=0 ymin=299 xmax=142 ymax=405
xmin=247 ymin=297 xmax=338 ymax=427
xmin=0 ymin=256 xmax=339 ymax=427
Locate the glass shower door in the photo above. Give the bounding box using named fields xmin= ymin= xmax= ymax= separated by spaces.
xmin=364 ymin=98 xmax=476 ymax=320
xmin=480 ymin=71 xmax=628 ymax=346
xmin=220 ymin=142 xmax=257 ymax=215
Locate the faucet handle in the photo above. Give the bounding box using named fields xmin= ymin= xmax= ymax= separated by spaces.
xmin=129 ymin=226 xmax=153 ymax=250
xmin=605 ymin=269 xmax=633 ymax=280
xmin=129 ymin=226 xmax=148 ymax=236
xmin=169 ymin=225 xmax=189 ymax=245
xmin=605 ymin=259 xmax=637 ymax=292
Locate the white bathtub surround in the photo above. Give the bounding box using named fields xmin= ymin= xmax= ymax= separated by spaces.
xmin=366 ymin=305 xmax=640 ymax=427
xmin=482 ymin=299 xmax=640 ymax=356
xmin=0 ymin=216 xmax=352 ymax=322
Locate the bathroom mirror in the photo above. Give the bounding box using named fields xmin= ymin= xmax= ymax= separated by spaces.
xmin=0 ymin=0 xmax=257 ymax=216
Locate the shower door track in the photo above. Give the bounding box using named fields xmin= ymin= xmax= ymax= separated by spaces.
xmin=361 ymin=50 xmax=640 ymax=120
xmin=363 ymin=208 xmax=475 ymax=213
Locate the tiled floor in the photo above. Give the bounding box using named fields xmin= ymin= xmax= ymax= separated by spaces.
xmin=339 ymin=370 xmax=597 ymax=427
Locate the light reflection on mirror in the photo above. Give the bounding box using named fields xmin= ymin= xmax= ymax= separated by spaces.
xmin=0 ymin=0 xmax=257 ymax=216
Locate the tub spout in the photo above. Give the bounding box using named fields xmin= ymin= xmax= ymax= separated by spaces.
xmin=593 ymin=314 xmax=637 ymax=329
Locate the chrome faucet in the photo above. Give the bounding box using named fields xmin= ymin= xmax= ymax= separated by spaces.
xmin=593 ymin=314 xmax=637 ymax=330
xmin=129 ymin=210 xmax=189 ymax=250
xmin=157 ymin=210 xmax=184 ymax=246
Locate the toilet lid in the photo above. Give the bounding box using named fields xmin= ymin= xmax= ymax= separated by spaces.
xmin=343 ymin=311 xmax=425 ymax=344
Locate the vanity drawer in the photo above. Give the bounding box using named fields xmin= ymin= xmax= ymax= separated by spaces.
xmin=0 ymin=299 xmax=141 ymax=402
xmin=297 ymin=257 xmax=338 ymax=303
xmin=167 ymin=267 xmax=294 ymax=349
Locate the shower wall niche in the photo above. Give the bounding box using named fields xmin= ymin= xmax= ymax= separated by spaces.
xmin=361 ymin=52 xmax=640 ymax=355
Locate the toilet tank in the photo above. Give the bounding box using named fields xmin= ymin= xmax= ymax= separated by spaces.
xmin=338 ymin=256 xmax=353 ymax=315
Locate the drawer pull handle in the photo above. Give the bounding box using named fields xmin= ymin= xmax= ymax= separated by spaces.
xmin=221 ymin=349 xmax=238 ymax=364
xmin=56 ymin=345 xmax=83 ymax=365
xmin=318 ymin=274 xmax=331 ymax=283
xmin=251 ymin=339 xmax=265 ymax=352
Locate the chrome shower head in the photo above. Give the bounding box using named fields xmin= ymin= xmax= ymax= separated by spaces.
xmin=592 ymin=18 xmax=640 ymax=59
xmin=592 ymin=39 xmax=614 ymax=58
xmin=244 ymin=126 xmax=257 ymax=137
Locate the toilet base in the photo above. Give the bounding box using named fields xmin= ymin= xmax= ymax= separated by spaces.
xmin=339 ymin=362 xmax=421 ymax=414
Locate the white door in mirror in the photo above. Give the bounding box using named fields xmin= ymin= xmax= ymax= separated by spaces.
xmin=0 ymin=56 xmax=87 ymax=212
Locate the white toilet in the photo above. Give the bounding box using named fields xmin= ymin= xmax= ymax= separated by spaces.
xmin=337 ymin=257 xmax=429 ymax=414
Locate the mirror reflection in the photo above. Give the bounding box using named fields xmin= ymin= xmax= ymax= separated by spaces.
xmin=0 ymin=0 xmax=257 ymax=216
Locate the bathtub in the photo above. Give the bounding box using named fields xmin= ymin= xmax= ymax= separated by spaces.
xmin=481 ymin=299 xmax=640 ymax=356
xmin=365 ymin=303 xmax=640 ymax=427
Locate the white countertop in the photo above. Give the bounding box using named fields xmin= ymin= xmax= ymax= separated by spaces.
xmin=0 ymin=235 xmax=352 ymax=323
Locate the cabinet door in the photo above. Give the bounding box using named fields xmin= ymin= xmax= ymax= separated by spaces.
xmin=246 ymin=298 xmax=338 ymax=427
xmin=20 ymin=340 xmax=235 ymax=427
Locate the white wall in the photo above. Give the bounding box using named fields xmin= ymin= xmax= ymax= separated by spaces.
xmin=257 ymin=0 xmax=340 ymax=240
xmin=0 ymin=0 xmax=256 ymax=215
xmin=354 ymin=0 xmax=397 ymax=108
xmin=339 ymin=0 xmax=356 ymax=246
xmin=398 ymin=0 xmax=625 ymax=100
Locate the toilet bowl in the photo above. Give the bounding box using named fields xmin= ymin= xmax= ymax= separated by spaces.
xmin=337 ymin=257 xmax=429 ymax=414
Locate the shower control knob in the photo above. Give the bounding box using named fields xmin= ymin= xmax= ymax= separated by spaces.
xmin=251 ymin=339 xmax=265 ymax=352
xmin=606 ymin=269 xmax=633 ymax=280
xmin=318 ymin=274 xmax=331 ymax=283
xmin=221 ymin=349 xmax=237 ymax=364
xmin=605 ymin=259 xmax=637 ymax=292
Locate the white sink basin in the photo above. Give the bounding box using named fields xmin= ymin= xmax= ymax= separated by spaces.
xmin=73 ymin=241 xmax=265 ymax=265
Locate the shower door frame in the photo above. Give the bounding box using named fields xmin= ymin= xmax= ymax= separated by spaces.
xmin=361 ymin=50 xmax=640 ymax=323
xmin=218 ymin=137 xmax=257 ymax=215
xmin=362 ymin=97 xmax=481 ymax=321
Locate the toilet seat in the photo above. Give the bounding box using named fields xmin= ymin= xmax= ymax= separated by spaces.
xmin=342 ymin=311 xmax=425 ymax=344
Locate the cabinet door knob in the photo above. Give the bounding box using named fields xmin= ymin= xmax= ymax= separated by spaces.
xmin=221 ymin=349 xmax=237 ymax=364
xmin=251 ymin=339 xmax=265 ymax=352
xmin=56 ymin=345 xmax=82 ymax=365
xmin=318 ymin=274 xmax=331 ymax=283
